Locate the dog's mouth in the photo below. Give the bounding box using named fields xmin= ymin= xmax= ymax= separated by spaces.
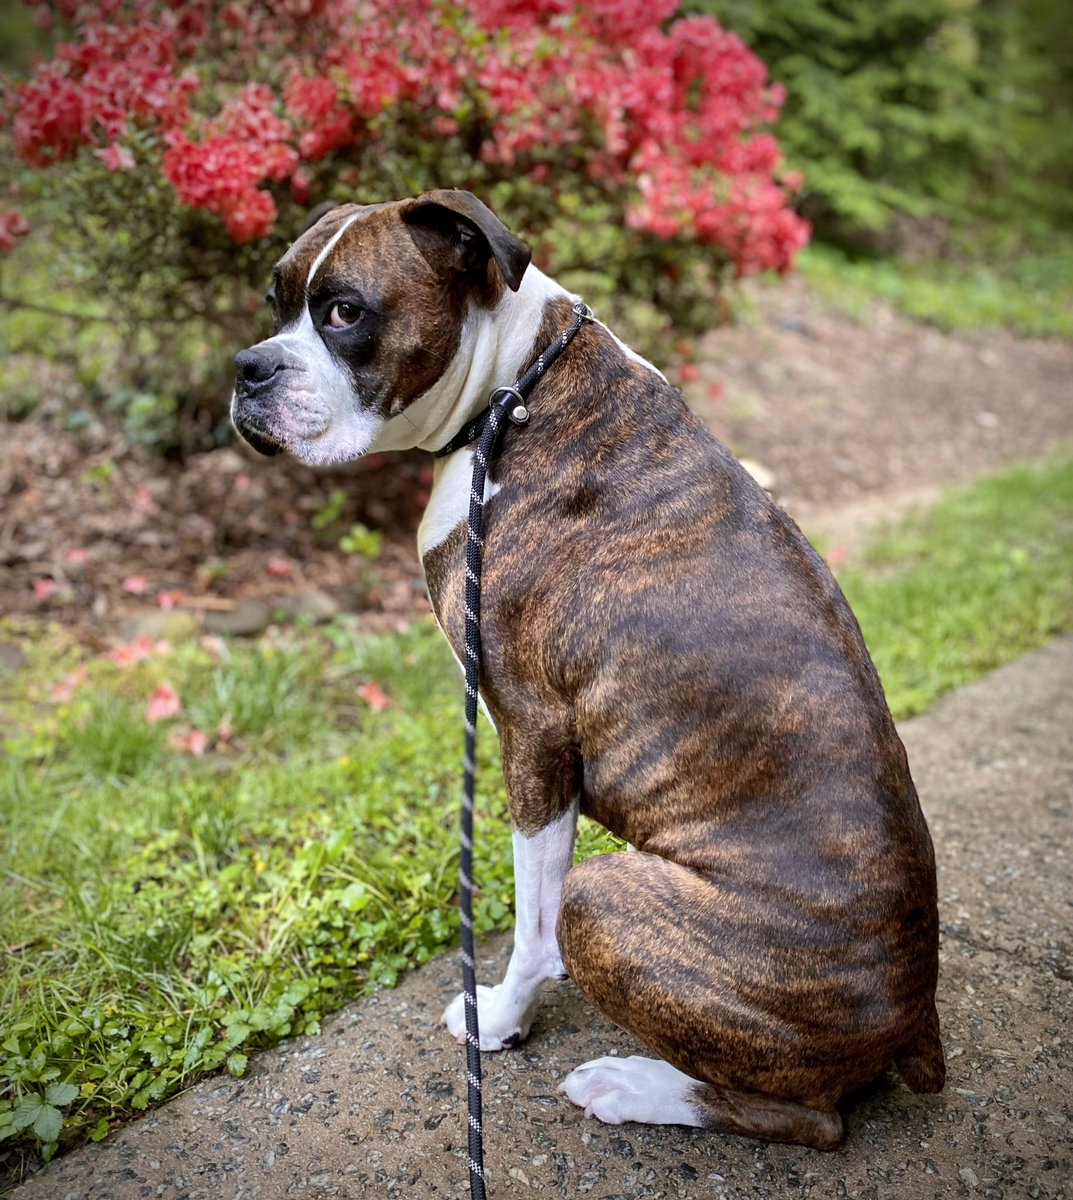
xmin=230 ymin=391 xmax=288 ymax=456
xmin=234 ymin=420 xmax=284 ymax=457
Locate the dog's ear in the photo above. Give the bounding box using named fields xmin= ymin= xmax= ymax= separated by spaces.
xmin=301 ymin=201 xmax=340 ymax=235
xmin=401 ymin=189 xmax=531 ymax=294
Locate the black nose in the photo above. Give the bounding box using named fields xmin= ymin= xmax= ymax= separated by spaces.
xmin=235 ymin=344 xmax=287 ymax=390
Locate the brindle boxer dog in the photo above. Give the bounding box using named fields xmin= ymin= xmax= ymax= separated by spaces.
xmin=232 ymin=189 xmax=944 ymax=1149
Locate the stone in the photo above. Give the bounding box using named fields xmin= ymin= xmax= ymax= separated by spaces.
xmin=272 ymin=590 xmax=342 ymax=622
xmin=117 ymin=610 xmax=200 ymax=643
xmin=738 ymin=458 xmax=776 ymax=493
xmin=202 ymin=599 xmax=272 ymax=637
xmin=0 ymin=641 xmax=27 ymax=674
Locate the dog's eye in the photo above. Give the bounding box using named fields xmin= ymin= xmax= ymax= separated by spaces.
xmin=327 ymin=302 xmax=362 ymax=329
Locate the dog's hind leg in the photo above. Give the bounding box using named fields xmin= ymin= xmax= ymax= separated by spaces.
xmin=556 ymin=847 xmax=917 ymax=1149
xmin=559 ymin=1055 xmax=844 ymax=1149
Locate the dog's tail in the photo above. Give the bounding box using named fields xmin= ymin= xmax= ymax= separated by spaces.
xmin=894 ymin=1004 xmax=946 ymax=1093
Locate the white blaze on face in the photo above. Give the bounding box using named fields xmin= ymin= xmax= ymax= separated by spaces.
xmin=233 ymin=210 xmax=385 ymax=467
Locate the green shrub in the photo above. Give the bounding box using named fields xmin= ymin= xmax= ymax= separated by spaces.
xmin=690 ymin=0 xmax=1073 ymax=248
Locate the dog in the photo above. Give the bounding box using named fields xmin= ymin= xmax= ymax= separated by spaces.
xmin=232 ymin=189 xmax=944 ymax=1149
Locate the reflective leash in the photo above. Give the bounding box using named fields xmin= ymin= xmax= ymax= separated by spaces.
xmin=439 ymin=300 xmax=591 ymax=1199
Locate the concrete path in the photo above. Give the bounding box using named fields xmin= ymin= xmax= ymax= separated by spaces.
xmin=14 ymin=640 xmax=1073 ymax=1200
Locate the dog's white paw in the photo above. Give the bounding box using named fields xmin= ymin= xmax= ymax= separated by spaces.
xmin=442 ymin=984 xmax=529 ymax=1051
xmin=558 ymin=1056 xmax=704 ymax=1126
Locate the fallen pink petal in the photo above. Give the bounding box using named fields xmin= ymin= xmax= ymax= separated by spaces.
xmin=123 ymin=575 xmax=151 ymax=595
xmin=33 ymin=578 xmax=59 ymax=600
xmin=108 ymin=636 xmax=166 ymax=668
xmin=146 ymin=684 xmax=181 ymax=722
xmin=358 ymin=680 xmax=391 ymax=712
xmin=49 ymin=666 xmax=87 ymax=703
xmin=170 ymin=727 xmax=210 ymax=755
xmin=131 ymin=485 xmax=159 ymax=519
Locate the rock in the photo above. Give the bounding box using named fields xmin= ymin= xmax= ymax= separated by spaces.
xmin=118 ymin=610 xmax=200 ymax=643
xmin=0 ymin=641 xmax=27 ymax=674
xmin=272 ymin=590 xmax=342 ymax=622
xmin=738 ymin=457 xmax=776 ymax=493
xmin=202 ymin=598 xmax=272 ymax=637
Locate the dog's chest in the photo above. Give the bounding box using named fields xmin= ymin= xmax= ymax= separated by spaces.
xmin=418 ymin=448 xmax=500 ymax=653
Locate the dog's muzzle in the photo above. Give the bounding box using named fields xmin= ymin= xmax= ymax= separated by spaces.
xmin=232 ymin=345 xmax=286 ymax=456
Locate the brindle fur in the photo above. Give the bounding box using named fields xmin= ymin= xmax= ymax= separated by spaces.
xmin=424 ymin=296 xmax=944 ymax=1148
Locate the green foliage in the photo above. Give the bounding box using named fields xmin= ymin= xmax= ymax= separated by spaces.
xmin=0 ymin=2 xmax=785 ymax=455
xmin=690 ymin=0 xmax=1073 ymax=246
xmin=798 ymin=240 xmax=1073 ymax=337
xmin=0 ymin=164 xmax=256 ymax=448
xmin=835 ymin=456 xmax=1073 ymax=715
xmin=0 ymin=621 xmax=518 ymax=1179
xmin=2 ymin=457 xmax=1071 ymax=1178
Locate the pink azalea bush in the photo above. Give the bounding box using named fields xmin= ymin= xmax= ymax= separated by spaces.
xmin=1 ymin=0 xmax=809 ymax=443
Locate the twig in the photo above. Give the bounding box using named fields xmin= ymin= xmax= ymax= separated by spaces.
xmin=0 ymin=293 xmax=111 ymax=326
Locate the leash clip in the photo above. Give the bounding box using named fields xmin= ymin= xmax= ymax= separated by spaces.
xmin=573 ymin=300 xmax=594 ymax=322
xmin=488 ymin=385 xmax=529 ymax=425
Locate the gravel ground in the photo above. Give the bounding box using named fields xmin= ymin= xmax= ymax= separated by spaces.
xmin=12 ymin=638 xmax=1073 ymax=1200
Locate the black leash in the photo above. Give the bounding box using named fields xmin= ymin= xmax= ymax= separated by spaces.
xmin=445 ymin=299 xmax=591 ymax=1200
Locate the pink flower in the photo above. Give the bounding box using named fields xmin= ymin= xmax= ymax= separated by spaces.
xmin=94 ymin=142 xmax=135 ymax=170
xmin=65 ymin=547 xmax=91 ymax=565
xmin=156 ymin=590 xmax=183 ymax=609
xmin=266 ymin=558 xmax=292 ymax=579
xmin=146 ymin=683 xmax=181 ymax=722
xmin=34 ymin=578 xmax=59 ymax=600
xmin=0 ymin=209 xmax=30 ymax=253
xmin=123 ymin=575 xmax=150 ymax=595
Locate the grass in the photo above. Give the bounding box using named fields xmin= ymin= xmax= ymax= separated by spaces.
xmin=833 ymin=456 xmax=1073 ymax=715
xmin=797 ymin=241 xmax=1073 ymax=339
xmin=1 ymin=455 xmax=1071 ymax=1183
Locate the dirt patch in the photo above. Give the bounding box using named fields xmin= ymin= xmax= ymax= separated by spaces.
xmin=2 ymin=278 xmax=1070 ymax=640
xmin=690 ymin=276 xmax=1072 ymax=543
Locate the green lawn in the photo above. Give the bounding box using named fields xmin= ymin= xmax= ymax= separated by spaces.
xmin=1 ymin=455 xmax=1071 ymax=1182
xmin=798 ymin=242 xmax=1073 ymax=339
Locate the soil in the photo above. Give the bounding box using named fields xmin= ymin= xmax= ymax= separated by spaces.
xmin=2 ymin=277 xmax=1070 ymax=643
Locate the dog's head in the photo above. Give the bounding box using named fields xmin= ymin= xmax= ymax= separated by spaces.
xmin=231 ymin=190 xmax=532 ymax=465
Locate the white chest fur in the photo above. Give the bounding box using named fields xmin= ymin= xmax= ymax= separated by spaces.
xmin=417 ymin=448 xmax=501 ymax=559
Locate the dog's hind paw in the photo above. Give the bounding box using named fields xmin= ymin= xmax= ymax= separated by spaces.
xmin=442 ymin=984 xmax=529 ymax=1052
xmin=558 ymin=1056 xmax=705 ymax=1126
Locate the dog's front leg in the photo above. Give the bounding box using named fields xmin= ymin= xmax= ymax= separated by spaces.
xmin=443 ymin=794 xmax=578 ymax=1051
